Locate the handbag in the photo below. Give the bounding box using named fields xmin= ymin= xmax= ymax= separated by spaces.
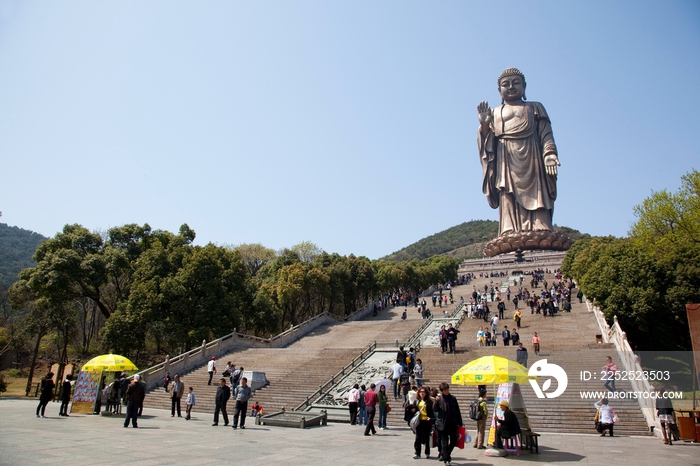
xmin=410 ymin=411 xmax=421 ymax=433
xmin=386 ymin=404 xmax=391 ymax=414
xmin=456 ymin=425 xmax=466 ymax=449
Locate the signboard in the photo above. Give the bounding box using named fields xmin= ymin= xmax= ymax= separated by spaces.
xmin=70 ymin=371 xmax=102 ymax=414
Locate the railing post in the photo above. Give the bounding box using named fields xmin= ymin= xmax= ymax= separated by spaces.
xmin=201 ymin=340 xmax=207 ymax=359
xmin=164 ymin=355 xmax=171 ymax=374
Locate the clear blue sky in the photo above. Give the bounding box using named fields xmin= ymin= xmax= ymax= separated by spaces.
xmin=1 ymin=1 xmax=698 ymax=259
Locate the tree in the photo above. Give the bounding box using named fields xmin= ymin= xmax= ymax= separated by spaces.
xmin=631 ymin=169 xmax=700 ymax=253
xmin=19 ymin=224 xmax=111 ymax=319
xmin=231 ymin=243 xmax=276 ymax=277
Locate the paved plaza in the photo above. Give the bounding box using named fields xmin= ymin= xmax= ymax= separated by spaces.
xmin=1 ymin=398 xmax=698 ymax=466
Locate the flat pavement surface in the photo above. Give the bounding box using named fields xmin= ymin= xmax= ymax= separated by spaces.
xmin=1 ymin=398 xmax=698 ymax=466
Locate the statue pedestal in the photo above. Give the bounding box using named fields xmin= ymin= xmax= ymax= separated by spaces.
xmin=483 ymin=230 xmax=572 ymax=257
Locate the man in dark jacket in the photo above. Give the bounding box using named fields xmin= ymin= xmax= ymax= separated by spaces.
xmin=435 ymin=382 xmax=463 ymax=465
xmin=124 ymin=374 xmax=145 ymax=428
xmin=212 ymin=378 xmax=230 ymax=426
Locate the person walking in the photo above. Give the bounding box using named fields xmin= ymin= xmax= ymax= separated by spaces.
xmin=472 ymin=388 xmax=488 ymax=449
xmin=392 ymin=361 xmax=404 ymax=400
xmin=363 ymin=383 xmax=379 ymax=436
xmin=163 ymin=372 xmax=171 ymax=393
xmin=412 ymin=387 xmax=435 ymax=459
xmin=413 ymin=359 xmax=424 ymax=388
xmin=36 ymin=372 xmax=55 ymax=418
xmin=347 ymin=384 xmax=360 ymax=425
xmin=656 ymin=388 xmax=675 ymax=445
xmin=435 ymin=382 xmax=463 ymax=465
xmin=169 ymin=374 xmax=184 ymax=418
xmin=232 ymin=377 xmax=252 ymax=429
xmin=532 ymin=332 xmax=541 ymax=356
xmin=184 ymin=387 xmax=195 ymax=420
xmin=603 ymin=356 xmax=618 ymax=393
xmin=212 ymin=378 xmax=230 ymax=426
xmin=123 ymin=374 xmax=145 ymax=428
xmin=207 ymin=357 xmax=217 ymax=385
xmin=378 ymin=384 xmax=388 ymax=430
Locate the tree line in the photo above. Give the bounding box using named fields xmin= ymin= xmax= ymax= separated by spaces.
xmin=561 ymin=170 xmax=700 ymax=351
xmin=1 ymin=225 xmax=458 ymax=371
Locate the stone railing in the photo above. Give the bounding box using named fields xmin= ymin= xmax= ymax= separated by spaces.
xmin=293 ymin=341 xmax=377 ymax=411
xmin=135 ymin=311 xmax=335 ymax=390
xmin=586 ymin=300 xmax=659 ymax=436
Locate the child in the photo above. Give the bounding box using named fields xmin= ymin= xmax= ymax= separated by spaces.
xmin=250 ymin=401 xmax=263 ymax=417
xmin=163 ymin=372 xmax=171 ymax=393
xmin=185 ymin=387 xmax=195 ymax=420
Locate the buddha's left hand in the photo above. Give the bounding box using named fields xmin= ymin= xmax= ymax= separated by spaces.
xmin=544 ymin=155 xmax=560 ymax=176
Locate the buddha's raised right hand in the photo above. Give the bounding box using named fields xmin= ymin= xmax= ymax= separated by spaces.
xmin=477 ymin=101 xmax=492 ymax=127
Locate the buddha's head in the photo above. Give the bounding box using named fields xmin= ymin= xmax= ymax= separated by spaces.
xmin=498 ymin=67 xmax=526 ymax=103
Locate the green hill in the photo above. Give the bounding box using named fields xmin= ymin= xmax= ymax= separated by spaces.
xmin=381 ymin=220 xmax=589 ymax=262
xmin=0 ymin=223 xmax=48 ymax=288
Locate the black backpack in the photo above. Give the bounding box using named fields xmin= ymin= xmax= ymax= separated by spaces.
xmin=469 ymin=399 xmax=483 ymax=421
xmin=400 ymin=372 xmax=410 ymax=385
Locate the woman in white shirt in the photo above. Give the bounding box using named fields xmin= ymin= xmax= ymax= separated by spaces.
xmin=594 ymin=398 xmax=616 ymax=437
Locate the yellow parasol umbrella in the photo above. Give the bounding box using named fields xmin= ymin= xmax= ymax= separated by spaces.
xmin=451 ymin=355 xmax=535 ymax=386
xmin=81 ymin=354 xmax=138 ymax=372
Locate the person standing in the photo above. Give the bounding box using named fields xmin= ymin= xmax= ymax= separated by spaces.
xmin=169 ymin=374 xmax=184 ymax=418
xmin=184 ymin=387 xmax=195 ymax=420
xmin=124 ymin=374 xmax=145 ymax=428
xmin=207 ymin=357 xmax=217 ymax=385
xmin=36 ymin=372 xmax=55 ymax=418
xmin=510 ymin=329 xmax=520 ymax=346
xmin=58 ymin=374 xmax=73 ymax=417
xmin=501 ymin=326 xmax=511 ymax=346
xmin=377 ymin=384 xmax=388 ymax=430
xmin=435 ymin=382 xmax=462 ymax=466
xmin=440 ymin=325 xmax=448 ymax=353
xmin=532 ymin=332 xmax=541 ymax=356
xmin=413 ymin=387 xmax=435 ymax=459
xmin=231 ymin=366 xmax=243 ymax=391
xmin=473 ymin=388 xmax=488 ymax=449
xmin=516 ymin=342 xmax=529 ymax=367
xmin=358 ymin=384 xmax=367 ymax=426
xmin=232 ymin=377 xmax=252 ymax=429
xmin=446 ymin=324 xmax=459 ymax=353
xmin=363 ymin=383 xmax=378 ymax=436
xmin=497 ymin=300 xmax=505 ymax=319
xmin=347 ymin=384 xmax=360 ymax=425
xmin=212 ymin=378 xmax=230 ymax=426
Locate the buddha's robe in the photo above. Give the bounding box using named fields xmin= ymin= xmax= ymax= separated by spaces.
xmin=478 ymin=101 xmax=558 ymax=235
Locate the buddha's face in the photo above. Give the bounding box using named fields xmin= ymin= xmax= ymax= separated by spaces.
xmin=499 ymin=75 xmax=525 ymax=102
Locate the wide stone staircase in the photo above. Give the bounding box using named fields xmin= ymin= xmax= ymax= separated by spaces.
xmin=142 ymin=273 xmax=652 ymax=436
xmin=142 ymin=306 xmax=423 ymax=417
